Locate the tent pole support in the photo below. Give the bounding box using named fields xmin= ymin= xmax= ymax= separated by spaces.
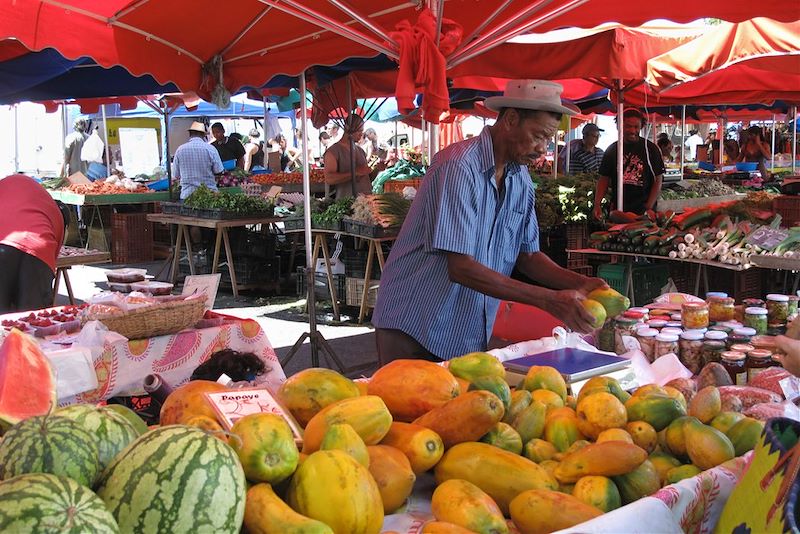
xmin=679 ymin=105 xmax=686 ymax=176
xmin=327 ymin=0 xmax=398 ymax=50
xmin=793 ymin=106 xmax=798 ymax=175
xmin=450 ymin=0 xmax=514 ymax=58
xmin=162 ymin=104 xmax=173 ymax=200
xmin=616 ymin=80 xmax=624 ymax=212
xmin=101 ymin=104 xmax=111 ymax=172
xmin=771 ymin=114 xmax=776 ymax=173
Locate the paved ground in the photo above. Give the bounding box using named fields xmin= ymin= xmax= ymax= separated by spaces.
xmin=56 ymin=261 xmax=381 ymax=378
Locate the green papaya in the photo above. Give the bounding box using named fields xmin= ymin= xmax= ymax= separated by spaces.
xmin=469 ymin=375 xmax=511 ymax=412
xmin=448 ymin=352 xmax=506 ymax=381
xmin=625 ymin=394 xmax=686 ymax=431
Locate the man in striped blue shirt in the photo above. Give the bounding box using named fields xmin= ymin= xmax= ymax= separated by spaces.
xmin=173 ymin=122 xmax=224 ymax=200
xmin=372 ymin=80 xmax=607 ymax=363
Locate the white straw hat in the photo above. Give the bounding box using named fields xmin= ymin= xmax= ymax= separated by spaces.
xmin=484 ymin=80 xmax=578 ymax=116
xmin=187 ymin=121 xmax=207 ymax=133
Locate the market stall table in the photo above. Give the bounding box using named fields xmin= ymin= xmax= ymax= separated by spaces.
xmin=54 ymin=246 xmax=111 ymax=305
xmin=147 ymin=213 xmax=281 ymax=298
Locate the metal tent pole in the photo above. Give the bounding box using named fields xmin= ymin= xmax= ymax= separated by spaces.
xmin=552 ymin=131 xmax=558 ymax=178
xmin=718 ymin=119 xmax=724 ymax=166
xmin=13 ymin=104 xmax=19 ymax=172
xmin=162 ymin=104 xmax=174 ymax=200
xmin=793 ymin=106 xmax=798 ymax=175
xmin=101 ymin=104 xmax=111 ymax=173
xmin=679 ymin=106 xmax=686 ymax=175
xmin=564 ymin=123 xmax=571 ymax=175
xmin=616 ymin=80 xmax=624 ymax=210
xmin=771 ymin=114 xmax=776 ymax=173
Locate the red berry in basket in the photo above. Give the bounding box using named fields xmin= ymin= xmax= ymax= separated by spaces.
xmin=1 ymin=320 xmax=12 ymax=326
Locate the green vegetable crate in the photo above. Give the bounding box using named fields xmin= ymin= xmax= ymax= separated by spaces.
xmin=343 ymin=218 xmax=399 ymax=238
xmin=597 ymin=262 xmax=670 ymax=307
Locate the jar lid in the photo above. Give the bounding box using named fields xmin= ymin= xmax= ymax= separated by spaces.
xmin=706 ymin=291 xmax=729 ymax=299
xmin=730 ymin=343 xmax=755 ymax=353
xmin=734 ymin=327 xmax=757 ymax=336
xmin=647 ymin=319 xmax=668 ymax=328
xmin=721 ymin=351 xmax=746 ymax=361
xmin=705 ymin=330 xmax=728 ymax=341
xmin=702 ymin=340 xmax=727 ymax=349
xmin=655 ymin=333 xmax=679 ymax=342
xmin=623 ymin=311 xmax=646 ymax=320
xmin=748 ymin=349 xmax=772 ymax=359
xmin=666 ymin=321 xmax=683 ymax=328
xmin=680 ymin=330 xmax=705 ymax=341
xmin=615 ymin=317 xmax=641 ymax=326
xmin=629 ymin=307 xmax=650 ymax=315
xmin=720 ymin=321 xmax=743 ymax=328
xmin=683 ymin=302 xmax=708 ymax=310
xmin=751 ymin=335 xmax=777 ymax=350
xmin=636 ymin=327 xmax=659 ymax=338
xmin=709 ymin=325 xmax=732 ymax=333
xmin=684 ymin=328 xmax=708 ymax=335
xmin=790 ymin=295 xmax=800 ymax=302
xmin=670 ymin=313 xmax=682 ymax=321
xmin=745 ymin=307 xmax=768 ymax=315
xmin=743 ymin=298 xmax=765 ymax=305
xmin=767 ymin=294 xmax=790 ymax=302
xmin=661 ymin=327 xmax=684 ymax=336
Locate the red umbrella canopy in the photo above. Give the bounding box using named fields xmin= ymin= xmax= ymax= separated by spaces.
xmin=1 ymin=0 xmax=795 ymax=100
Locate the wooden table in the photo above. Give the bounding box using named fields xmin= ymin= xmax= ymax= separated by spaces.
xmin=286 ymin=228 xmax=398 ymax=323
xmin=55 ymin=247 xmax=111 ymax=305
xmin=147 ymin=213 xmax=280 ymax=298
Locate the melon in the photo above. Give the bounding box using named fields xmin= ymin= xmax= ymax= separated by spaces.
xmin=0 ymin=473 xmax=119 ymax=533
xmin=104 ymin=404 xmax=149 ymax=436
xmin=57 ymin=404 xmax=140 ymax=471
xmin=0 ymin=329 xmax=57 ymax=427
xmin=96 ymin=425 xmax=246 ymax=533
xmin=0 ymin=415 xmax=100 ymax=487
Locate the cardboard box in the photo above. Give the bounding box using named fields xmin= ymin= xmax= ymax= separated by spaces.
xmin=67 ymin=172 xmax=91 ymax=185
xmin=267 ymin=150 xmax=282 ymax=172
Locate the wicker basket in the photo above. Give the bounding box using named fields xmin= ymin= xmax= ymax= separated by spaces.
xmin=86 ymin=298 xmax=206 ymax=339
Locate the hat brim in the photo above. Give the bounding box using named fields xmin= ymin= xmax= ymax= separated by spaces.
xmin=484 ymin=96 xmax=579 ymax=116
xmin=188 ymin=127 xmax=206 ymax=133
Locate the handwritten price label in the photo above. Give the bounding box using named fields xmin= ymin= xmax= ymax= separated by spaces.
xmin=746 ymin=226 xmax=789 ymax=251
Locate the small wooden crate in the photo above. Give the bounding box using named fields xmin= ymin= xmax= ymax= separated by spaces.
xmin=345 ymin=277 xmax=379 ymax=308
xmin=383 ymin=179 xmax=422 ymax=193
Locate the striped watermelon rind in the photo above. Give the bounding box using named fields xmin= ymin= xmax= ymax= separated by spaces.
xmin=0 ymin=415 xmax=100 ymax=487
xmin=56 ymin=404 xmax=140 ymax=471
xmin=96 ymin=425 xmax=246 ymax=534
xmin=0 ymin=473 xmax=119 ymax=533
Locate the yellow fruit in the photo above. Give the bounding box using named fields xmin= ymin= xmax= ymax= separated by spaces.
xmin=596 ymin=428 xmax=633 ymax=444
xmin=711 ymin=411 xmax=746 ymax=435
xmin=582 ymin=299 xmax=607 ymax=329
xmin=726 ymin=417 xmax=764 ymax=456
xmin=277 ymin=368 xmax=361 ymax=426
xmin=512 ymin=401 xmax=547 ymax=444
xmin=244 ymin=483 xmax=333 ymax=534
xmin=688 ymin=386 xmax=722 ymax=424
xmin=577 ymin=376 xmax=630 ymax=404
xmin=320 ymin=423 xmax=369 ymax=467
xmin=648 ymin=451 xmax=682 ymax=485
xmin=503 ymin=389 xmax=533 ymax=424
xmin=531 ymin=389 xmax=565 ymax=411
xmin=626 ymin=421 xmax=658 ymax=453
xmin=184 ymin=415 xmax=226 ymax=439
xmin=509 ymin=489 xmax=603 ymax=534
xmin=633 ymin=384 xmax=668 ymax=398
xmin=539 ymin=460 xmax=559 ymax=480
xmin=414 ymin=390 xmax=505 ymax=448
xmin=545 ymin=407 xmax=577 ymax=423
xmin=684 ymin=419 xmax=735 ymax=471
xmin=554 ymin=441 xmax=648 ymax=484
xmin=565 ymin=395 xmax=577 ymax=410
xmin=522 ymin=366 xmax=567 ymax=402
xmin=422 ymin=521 xmax=476 ymax=534
xmin=431 ymin=479 xmax=509 ymax=534
xmin=666 ymin=464 xmax=702 ymax=484
xmin=159 ymin=380 xmax=228 ymax=425
xmin=543 ymin=414 xmax=584 ymax=452
xmin=368 ymin=359 xmax=460 ymax=422
xmin=366 ymin=445 xmax=416 ymax=514
xmin=662 ymin=386 xmax=688 ymax=410
xmin=575 ymin=392 xmax=627 ymax=439
xmin=447 ymin=352 xmax=507 ymax=381
xmin=380 ymin=422 xmax=444 ymax=475
xmin=612 ymin=459 xmax=661 ymax=504
xmin=230 ymin=413 xmax=300 ymax=485
xmin=664 ymin=416 xmax=693 ymax=458
xmin=302 ymin=395 xmax=393 ymax=454
xmin=587 ymin=287 xmax=630 ymax=318
xmin=523 ymin=439 xmax=558 ymax=463
xmin=572 ymin=476 xmax=622 ymax=512
xmin=481 ymin=422 xmax=524 ymax=455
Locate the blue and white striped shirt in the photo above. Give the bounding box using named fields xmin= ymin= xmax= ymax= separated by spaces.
xmin=172 ymin=137 xmax=224 ymax=200
xmin=372 ymin=126 xmax=539 ymax=360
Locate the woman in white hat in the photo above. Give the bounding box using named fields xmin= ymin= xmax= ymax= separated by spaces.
xmin=372 ymin=80 xmax=608 ymax=364
xmin=172 ymin=121 xmax=224 ymax=200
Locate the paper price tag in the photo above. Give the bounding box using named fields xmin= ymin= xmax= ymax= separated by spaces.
xmin=746 ymin=226 xmax=789 ymax=251
xmin=205 ymin=388 xmax=303 ymax=444
xmin=779 ymin=376 xmax=800 ymax=403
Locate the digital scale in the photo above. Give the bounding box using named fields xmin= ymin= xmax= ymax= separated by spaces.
xmin=503 ymin=347 xmax=631 ymax=388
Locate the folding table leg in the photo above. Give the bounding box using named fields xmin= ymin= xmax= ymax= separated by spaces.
xmin=359 ymin=241 xmax=376 ymax=323
xmin=319 ymin=236 xmax=340 ymax=321
xmin=63 ymin=268 xmax=75 ymax=305
xmin=222 ymin=228 xmax=239 ymax=298
xmin=170 ymin=224 xmax=184 ymax=285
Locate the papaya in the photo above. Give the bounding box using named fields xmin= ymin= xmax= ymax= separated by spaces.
xmin=632 ymin=384 xmax=668 ymax=398
xmin=582 ymin=299 xmax=607 ymax=330
xmin=577 ymin=376 xmax=630 ymax=404
xmin=509 ymin=489 xmax=602 ymax=534
xmin=665 ymin=464 xmax=702 ymax=484
xmin=575 ymin=392 xmax=627 ymax=440
xmin=725 ymin=417 xmax=764 ymax=456
xmin=572 ymin=476 xmax=622 ymax=512
xmin=538 ymin=460 xmax=559 ymax=480
xmin=649 ymin=451 xmax=683 ymax=485
xmin=366 ymin=445 xmax=416 ymax=514
xmin=480 ymin=422 xmax=523 ymax=455
xmin=565 ymin=395 xmax=577 ymax=410
xmin=684 ymin=419 xmax=735 ymax=470
xmin=244 ymin=483 xmax=334 ymax=534
xmin=586 ymin=286 xmax=630 ymax=318
xmin=320 ymin=423 xmax=369 ymax=467
xmin=625 ymin=393 xmax=686 ymax=431
xmin=447 ymin=352 xmax=507 ymax=382
xmin=554 ymin=441 xmax=648 ymax=483
xmin=625 ymin=421 xmax=658 ymax=453
xmin=543 ymin=413 xmax=584 ymax=452
xmin=559 ymin=483 xmax=576 ymax=495
xmin=159 ymin=380 xmax=228 ymax=425
xmin=688 ymin=386 xmax=721 ymax=424
xmin=414 ymin=390 xmax=505 ymax=448
xmin=431 ymin=479 xmax=509 ymax=534
xmin=302 ymin=395 xmax=393 ymax=453
xmin=522 ymin=366 xmax=567 ymax=402
xmin=454 ymin=377 xmax=471 ymax=396
xmin=596 ymin=428 xmax=633 ymax=444
xmin=711 ymin=411 xmax=746 ymax=435
xmin=523 ymin=439 xmax=557 ymax=463
xmin=662 ymin=386 xmax=688 ymax=410
xmin=230 ymin=413 xmax=300 ymax=485
xmin=380 ymin=422 xmax=444 ymax=475
xmin=355 ymin=380 xmax=369 ymax=396
xmin=545 ymin=407 xmax=577 ymax=423
xmin=511 ymin=401 xmax=546 ymax=444
xmin=422 ymin=521 xmax=476 ymax=534
xmin=287 ymin=450 xmax=383 ymax=534
xmin=503 ymin=389 xmax=532 ymax=424
xmin=664 ymin=416 xmax=696 ymax=458
xmin=469 ymin=375 xmax=511 ymax=412
xmin=184 ymin=414 xmax=226 ymax=438
xmin=612 ymin=459 xmax=661 ymax=504
xmin=368 ymin=359 xmax=460 ymax=422
xmin=277 ymin=368 xmax=361 ymax=427
xmin=531 ymin=389 xmax=565 ymax=411
xmin=434 ymin=442 xmax=558 ymax=515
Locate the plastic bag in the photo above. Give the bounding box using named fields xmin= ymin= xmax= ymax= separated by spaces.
xmin=81 ymin=130 xmax=105 ymax=163
xmin=488 ymin=326 xmax=612 ymax=363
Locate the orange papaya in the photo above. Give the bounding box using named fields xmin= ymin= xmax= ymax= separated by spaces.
xmin=414 ymin=390 xmax=504 ymax=448
xmin=368 ymin=359 xmax=460 ymax=422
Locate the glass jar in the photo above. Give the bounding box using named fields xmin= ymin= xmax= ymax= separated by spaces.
xmin=719 ymin=321 xmax=743 ymax=330
xmin=614 ymin=317 xmax=641 ymax=354
xmin=751 ymin=335 xmax=777 ymax=353
xmin=661 ymin=327 xmax=684 ymax=337
xmin=789 ymin=296 xmax=799 ymax=316
xmin=647 ymin=319 xmax=667 ymax=330
xmin=733 ymin=327 xmax=756 ymax=341
xmin=766 ymin=294 xmax=790 ymax=326
xmin=598 ymin=320 xmax=616 ymax=353
xmin=636 ymin=327 xmax=659 ymax=362
xmin=729 ymin=343 xmax=755 ymax=355
xmin=682 ymin=302 xmax=709 ymax=330
xmin=744 ymin=307 xmax=768 ymax=335
xmin=702 ymin=340 xmax=727 ymax=365
xmin=706 ymin=291 xmax=729 ymax=299
xmin=679 ymin=330 xmax=706 ymax=374
xmin=666 ymin=321 xmax=684 ymax=329
xmin=708 ymin=324 xmax=733 ymax=335
xmin=705 ymin=330 xmax=728 ymax=343
xmin=629 ymin=307 xmax=650 ymax=319
xmin=746 ymin=349 xmax=774 ymax=382
xmin=623 ymin=311 xmax=646 ymax=323
xmin=670 ymin=313 xmax=682 ymax=322
xmin=654 ymin=333 xmax=679 ymax=360
xmin=708 ymin=296 xmax=736 ymax=323
xmin=721 ymin=351 xmax=747 ymax=385
xmin=743 ymin=298 xmax=766 ymax=308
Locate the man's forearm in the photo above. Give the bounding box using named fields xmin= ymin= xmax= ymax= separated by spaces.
xmin=517 ymin=251 xmax=587 ymax=290
xmin=645 ymin=175 xmax=663 ymax=210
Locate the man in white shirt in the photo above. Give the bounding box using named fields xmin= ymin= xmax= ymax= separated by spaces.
xmin=685 ymin=130 xmax=704 ymax=161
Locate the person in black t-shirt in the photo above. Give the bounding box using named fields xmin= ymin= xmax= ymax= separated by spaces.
xmin=210 ymin=122 xmax=246 ymax=168
xmin=594 ymin=109 xmax=665 ymax=217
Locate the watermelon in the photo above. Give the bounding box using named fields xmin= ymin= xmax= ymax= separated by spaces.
xmin=96 ymin=425 xmax=246 ymax=533
xmin=0 ymin=415 xmax=100 ymax=487
xmin=0 ymin=329 xmax=57 ymax=427
xmin=0 ymin=473 xmax=119 ymax=533
xmin=57 ymin=405 xmax=140 ymax=471
xmin=104 ymin=404 xmax=149 ymax=436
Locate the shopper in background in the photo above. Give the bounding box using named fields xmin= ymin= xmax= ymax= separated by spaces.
xmin=323 ymin=115 xmax=372 ymax=199
xmin=243 ymin=128 xmax=264 ymax=171
xmin=210 ymin=122 xmax=246 ymax=169
xmin=657 ymin=136 xmax=675 ymax=163
xmin=738 ymin=125 xmax=771 ymax=180
xmin=373 ymin=80 xmax=607 ymax=364
xmin=594 ymin=108 xmax=665 ymax=217
xmin=685 ymin=129 xmax=704 ymax=161
xmin=559 ymin=123 xmax=605 ymax=174
xmin=271 ymin=134 xmax=301 ymax=171
xmin=0 ymin=174 xmax=69 ymax=313
xmin=173 ymin=122 xmax=224 ymax=200
xmin=60 ymin=118 xmax=88 ymax=177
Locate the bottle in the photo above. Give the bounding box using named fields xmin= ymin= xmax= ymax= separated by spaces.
xmin=143 ymin=373 xmax=174 ymax=404
xmin=721 ymin=351 xmax=747 ymax=385
xmin=746 ymin=350 xmax=773 ymax=382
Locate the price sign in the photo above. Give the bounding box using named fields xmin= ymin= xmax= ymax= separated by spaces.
xmin=205 ymin=388 xmax=304 ymax=444
xmin=746 ymin=226 xmax=789 ymax=251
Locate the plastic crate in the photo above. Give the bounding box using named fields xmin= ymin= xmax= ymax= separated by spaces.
xmin=773 ymin=195 xmax=800 ymax=226
xmin=342 ymin=249 xmax=383 ymax=279
xmin=345 ymin=277 xmax=379 ymax=308
xmin=296 ymin=267 xmax=346 ymax=302
xmin=383 ymin=179 xmax=422 ymax=193
xmin=342 ymin=218 xmax=399 ymax=238
xmin=221 ymin=255 xmax=278 ymax=286
xmin=111 ymin=212 xmax=154 ymax=263
xmin=597 ymin=262 xmax=670 ymax=307
xmin=161 ymin=202 xmax=182 ymax=215
xmin=565 ymin=223 xmax=588 ymax=250
xmin=312 ymin=219 xmax=343 ymax=232
xmin=283 ymin=217 xmax=304 ymax=231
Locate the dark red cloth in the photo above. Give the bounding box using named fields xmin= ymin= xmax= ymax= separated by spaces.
xmin=390 ymin=8 xmax=462 ymax=124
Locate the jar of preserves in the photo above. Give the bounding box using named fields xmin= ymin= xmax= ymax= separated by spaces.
xmin=788 ymin=296 xmax=799 ymax=316
xmin=719 ymin=321 xmax=743 ymax=330
xmin=679 ymin=330 xmax=705 ymax=374
xmin=766 ymin=294 xmax=790 ymax=326
xmin=654 ymin=333 xmax=679 ymax=360
xmin=623 ymin=310 xmax=646 ymax=323
xmin=629 ymin=307 xmax=650 ymax=319
xmin=743 ymin=298 xmax=766 ymax=308
xmin=743 ymin=307 xmax=768 ymax=335
xmin=732 ymin=327 xmax=756 ymax=342
xmin=614 ymin=317 xmax=641 ymax=354
xmin=706 ymin=291 xmax=729 ymax=299
xmin=708 ymin=296 xmax=735 ymax=323
xmin=751 ymin=335 xmax=777 ymax=352
xmin=746 ymin=349 xmax=774 ymax=382
xmin=598 ymin=320 xmax=616 ymax=352
xmin=666 ymin=321 xmax=684 ymax=329
xmin=721 ymin=351 xmax=747 ymax=385
xmin=682 ymin=302 xmax=709 ymax=330
xmin=647 ymin=319 xmax=667 ymax=330
xmin=704 ymin=330 xmax=728 ymax=343
xmin=661 ymin=327 xmax=684 ymax=337
xmin=708 ymin=324 xmax=733 ymax=335
xmin=635 ymin=327 xmax=659 ymax=362
xmin=702 ymin=340 xmax=727 ymax=365
xmin=729 ymin=343 xmax=755 ymax=354
xmin=670 ymin=313 xmax=682 ymax=322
